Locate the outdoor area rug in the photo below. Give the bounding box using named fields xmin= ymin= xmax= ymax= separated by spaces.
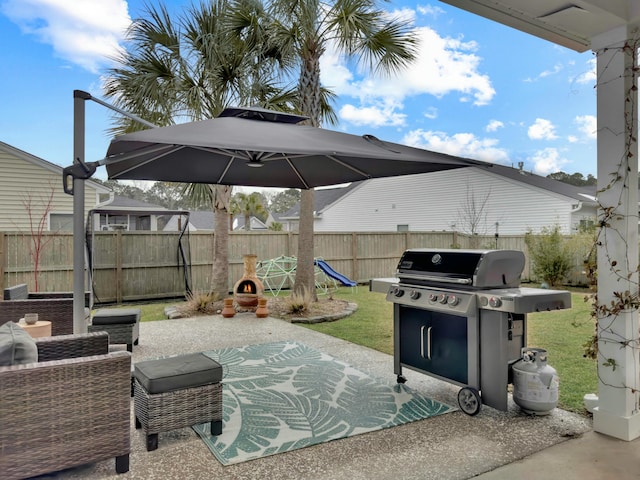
xmin=193 ymin=340 xmax=455 ymax=465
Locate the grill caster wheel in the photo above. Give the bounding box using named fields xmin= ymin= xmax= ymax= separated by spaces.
xmin=397 ymin=375 xmax=407 ymax=384
xmin=458 ymin=387 xmax=482 ymax=416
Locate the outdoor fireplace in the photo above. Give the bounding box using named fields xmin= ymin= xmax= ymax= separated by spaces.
xmin=233 ymin=254 xmax=264 ymax=307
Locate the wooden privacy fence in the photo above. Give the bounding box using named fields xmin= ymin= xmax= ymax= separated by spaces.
xmin=0 ymin=230 xmax=591 ymax=304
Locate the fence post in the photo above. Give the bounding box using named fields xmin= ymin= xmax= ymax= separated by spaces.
xmin=116 ymin=230 xmax=123 ymax=304
xmin=0 ymin=233 xmax=5 ymax=291
xmin=351 ymin=232 xmax=358 ymax=282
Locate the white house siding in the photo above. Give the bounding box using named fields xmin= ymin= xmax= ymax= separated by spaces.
xmin=0 ymin=146 xmax=107 ymax=231
xmin=314 ymin=168 xmax=595 ymax=235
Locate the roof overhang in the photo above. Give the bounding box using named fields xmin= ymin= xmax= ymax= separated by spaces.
xmin=439 ymin=0 xmax=640 ymax=52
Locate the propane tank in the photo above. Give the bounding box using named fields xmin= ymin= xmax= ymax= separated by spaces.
xmin=512 ymin=348 xmax=559 ymax=415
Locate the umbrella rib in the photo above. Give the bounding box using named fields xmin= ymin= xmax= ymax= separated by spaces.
xmin=107 ymin=144 xmax=184 ymax=176
xmin=284 ymin=157 xmax=310 ymax=189
xmin=216 ymin=156 xmax=236 ymax=184
xmin=327 ymin=155 xmax=371 ymax=180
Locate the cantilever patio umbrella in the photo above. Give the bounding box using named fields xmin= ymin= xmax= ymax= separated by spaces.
xmin=69 ymin=106 xmax=491 ymax=331
xmin=102 ymin=107 xmax=489 ymax=188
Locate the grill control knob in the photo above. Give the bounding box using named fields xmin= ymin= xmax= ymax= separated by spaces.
xmin=438 ymin=293 xmax=448 ymax=304
xmin=428 ymin=293 xmax=438 ymax=303
xmin=489 ymin=296 xmax=502 ymax=308
xmin=447 ymin=295 xmax=460 ymax=306
xmin=409 ymin=290 xmax=421 ymax=300
xmin=392 ymin=287 xmax=405 ymax=297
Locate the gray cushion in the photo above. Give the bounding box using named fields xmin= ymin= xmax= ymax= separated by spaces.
xmin=3 ymin=284 xmax=28 ymax=300
xmin=134 ymin=353 xmax=222 ymax=394
xmin=0 ymin=322 xmax=38 ymax=366
xmin=92 ymin=308 xmax=140 ymax=325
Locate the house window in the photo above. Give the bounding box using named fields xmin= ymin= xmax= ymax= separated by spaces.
xmin=131 ymin=215 xmax=151 ymax=231
xmin=578 ymin=218 xmax=595 ymax=233
xmin=99 ymin=214 xmax=130 ymax=230
xmin=50 ymin=213 xmax=73 ymax=232
xmin=397 ymin=224 xmax=409 ymax=232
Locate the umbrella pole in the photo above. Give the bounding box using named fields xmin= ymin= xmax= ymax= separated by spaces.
xmin=73 ymin=91 xmax=88 ymax=334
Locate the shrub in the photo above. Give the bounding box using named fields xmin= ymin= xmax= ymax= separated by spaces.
xmin=285 ymin=287 xmax=314 ymax=314
xmin=525 ymin=225 xmax=573 ymax=287
xmin=179 ymin=290 xmax=217 ymax=316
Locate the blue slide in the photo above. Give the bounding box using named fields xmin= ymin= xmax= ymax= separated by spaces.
xmin=314 ymin=259 xmax=357 ymax=287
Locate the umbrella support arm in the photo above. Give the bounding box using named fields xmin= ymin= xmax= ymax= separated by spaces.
xmin=63 ymin=89 xmax=159 ymax=196
xmin=70 ymin=89 xmax=158 ymax=335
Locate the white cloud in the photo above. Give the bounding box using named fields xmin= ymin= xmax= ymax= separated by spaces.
xmin=2 ymin=0 xmax=130 ymax=72
xmin=576 ymin=58 xmax=596 ymax=85
xmin=417 ymin=5 xmax=445 ymax=17
xmin=528 ymin=118 xmax=558 ymax=140
xmin=402 ymin=129 xmax=509 ymax=163
xmin=524 ymin=63 xmax=563 ymax=82
xmin=575 ymin=114 xmax=597 ymax=140
xmin=321 ymin=23 xmax=495 ymax=129
xmin=339 ymin=103 xmax=407 ymax=127
xmin=423 ymin=107 xmax=438 ymax=119
xmin=529 ymin=148 xmax=569 ymax=175
xmin=486 ymin=119 xmax=504 ymax=132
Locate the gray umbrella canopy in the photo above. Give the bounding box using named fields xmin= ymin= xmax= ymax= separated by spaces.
xmin=103 ymin=107 xmax=489 ymax=189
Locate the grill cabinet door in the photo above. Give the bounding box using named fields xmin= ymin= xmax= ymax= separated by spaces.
xmin=398 ymin=306 xmax=468 ymax=385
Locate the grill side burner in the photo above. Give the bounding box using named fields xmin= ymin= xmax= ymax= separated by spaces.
xmin=373 ymin=249 xmax=571 ymax=415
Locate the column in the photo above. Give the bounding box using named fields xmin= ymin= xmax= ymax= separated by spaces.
xmin=592 ymin=26 xmax=640 ymax=441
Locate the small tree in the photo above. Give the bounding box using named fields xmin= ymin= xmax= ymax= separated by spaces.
xmin=525 ymin=225 xmax=573 ymax=287
xmin=19 ymin=184 xmax=58 ymax=291
xmin=456 ymin=185 xmax=492 ymax=248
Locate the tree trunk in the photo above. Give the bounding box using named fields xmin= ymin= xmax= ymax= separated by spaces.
xmin=211 ymin=185 xmax=232 ymax=300
xmin=294 ymin=45 xmax=322 ymax=301
xmin=294 ymin=188 xmax=316 ymax=300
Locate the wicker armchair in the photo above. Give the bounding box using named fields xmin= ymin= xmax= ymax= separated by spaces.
xmin=0 ymin=284 xmax=90 ymax=335
xmin=0 ymin=332 xmax=131 ymax=479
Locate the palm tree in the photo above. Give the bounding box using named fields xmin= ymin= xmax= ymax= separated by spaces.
xmin=103 ymin=0 xmax=294 ymax=300
xmin=231 ymin=192 xmax=268 ymax=231
xmin=232 ymin=0 xmax=417 ymax=297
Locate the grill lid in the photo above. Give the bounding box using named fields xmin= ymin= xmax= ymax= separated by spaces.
xmin=396 ymin=249 xmax=525 ymax=288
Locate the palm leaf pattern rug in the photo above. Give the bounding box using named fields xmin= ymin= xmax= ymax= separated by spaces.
xmin=193 ymin=340 xmax=455 ymax=465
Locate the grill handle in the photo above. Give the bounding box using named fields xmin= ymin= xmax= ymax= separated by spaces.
xmin=420 ymin=326 xmax=433 ymax=360
xmin=399 ymin=273 xmax=472 ymax=285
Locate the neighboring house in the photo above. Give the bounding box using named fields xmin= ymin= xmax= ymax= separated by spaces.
xmin=280 ymin=183 xmax=361 ymax=232
xmin=163 ymin=211 xmax=268 ymax=232
xmin=91 ymin=195 xmax=173 ymax=231
xmin=0 ymin=141 xmax=111 ymax=232
xmin=233 ymin=215 xmax=268 ymax=231
xmin=282 ymin=164 xmax=599 ymax=235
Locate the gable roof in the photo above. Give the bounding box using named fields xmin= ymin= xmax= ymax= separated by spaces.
xmin=103 ymin=195 xmax=168 ymax=211
xmin=281 ymin=182 xmax=362 ymax=218
xmin=0 ymin=140 xmax=110 ymax=193
xmin=162 ymin=211 xmax=267 ymax=231
xmin=280 ymin=164 xmax=597 ymax=219
xmin=487 ymin=163 xmax=597 ymax=203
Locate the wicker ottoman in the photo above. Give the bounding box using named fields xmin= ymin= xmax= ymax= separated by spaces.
xmin=89 ymin=308 xmax=140 ymax=352
xmin=133 ymin=353 xmax=223 ymax=451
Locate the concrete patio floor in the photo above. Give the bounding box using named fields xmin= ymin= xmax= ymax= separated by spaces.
xmin=39 ymin=313 xmax=640 ymax=480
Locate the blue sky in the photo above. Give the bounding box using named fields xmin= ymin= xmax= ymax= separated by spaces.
xmin=0 ymin=0 xmax=597 ymax=184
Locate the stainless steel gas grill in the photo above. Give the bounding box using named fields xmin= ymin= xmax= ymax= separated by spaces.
xmin=370 ymin=249 xmax=571 ymax=416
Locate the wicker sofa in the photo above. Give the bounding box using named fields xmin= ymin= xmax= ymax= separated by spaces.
xmin=0 ymin=283 xmax=90 ymax=335
xmin=0 ymin=331 xmax=131 ymax=479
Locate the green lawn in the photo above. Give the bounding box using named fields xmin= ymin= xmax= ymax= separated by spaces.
xmin=127 ymin=286 xmax=597 ymax=414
